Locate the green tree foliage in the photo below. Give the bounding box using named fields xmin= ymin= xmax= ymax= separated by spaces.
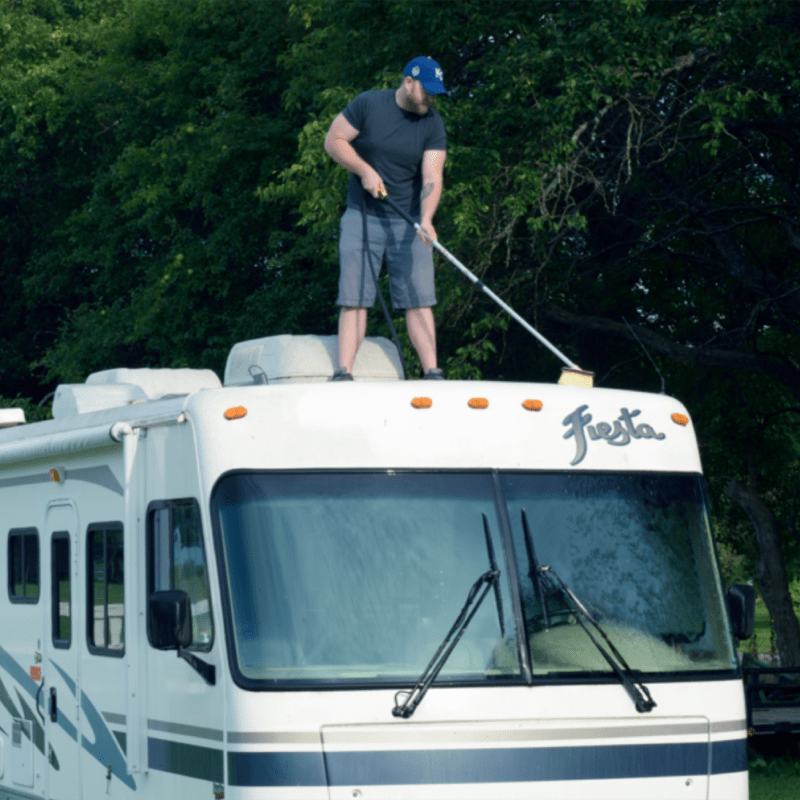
xmin=264 ymin=0 xmax=800 ymax=662
xmin=2 ymin=0 xmax=315 ymax=388
xmin=1 ymin=1 xmax=798 ymax=658
xmin=0 ymin=0 xmax=107 ymax=396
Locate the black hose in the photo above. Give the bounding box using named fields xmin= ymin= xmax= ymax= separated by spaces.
xmin=362 ymin=200 xmax=409 ymax=380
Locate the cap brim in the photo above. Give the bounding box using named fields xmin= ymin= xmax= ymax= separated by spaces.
xmin=421 ymin=82 xmax=449 ymax=96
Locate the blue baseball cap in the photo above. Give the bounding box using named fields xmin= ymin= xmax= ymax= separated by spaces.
xmin=403 ymin=56 xmax=449 ymax=96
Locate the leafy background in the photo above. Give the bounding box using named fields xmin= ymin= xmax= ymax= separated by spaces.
xmin=1 ymin=0 xmax=799 ymax=664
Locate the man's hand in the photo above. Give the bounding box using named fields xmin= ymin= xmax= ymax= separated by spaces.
xmin=418 ymin=219 xmax=437 ymax=245
xmin=360 ymin=166 xmax=386 ymax=199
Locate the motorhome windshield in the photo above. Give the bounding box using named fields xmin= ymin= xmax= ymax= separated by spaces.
xmin=212 ymin=471 xmax=737 ymax=688
xmin=502 ymin=472 xmax=737 ymax=675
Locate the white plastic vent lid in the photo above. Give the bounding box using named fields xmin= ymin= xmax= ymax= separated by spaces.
xmin=86 ymin=367 xmax=221 ymax=398
xmin=224 ymin=335 xmax=403 ymax=385
xmin=52 ymin=367 xmax=222 ymax=418
xmin=53 ymin=383 xmax=147 ymax=418
xmin=0 ymin=408 xmax=25 ymax=428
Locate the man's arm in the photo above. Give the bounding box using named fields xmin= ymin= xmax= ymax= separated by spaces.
xmin=418 ymin=149 xmax=447 ymax=244
xmin=324 ymin=113 xmax=385 ymax=198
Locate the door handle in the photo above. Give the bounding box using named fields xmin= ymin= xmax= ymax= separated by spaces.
xmin=49 ymin=686 xmax=57 ymax=723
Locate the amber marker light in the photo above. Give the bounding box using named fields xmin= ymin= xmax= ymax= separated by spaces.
xmin=49 ymin=468 xmax=62 ymax=483
xmin=224 ymin=406 xmax=247 ymax=420
xmin=671 ymin=412 xmax=689 ymax=426
xmin=468 ymin=397 xmax=489 ymax=409
xmin=411 ymin=397 xmax=433 ymax=409
xmin=523 ymin=399 xmax=544 ymax=411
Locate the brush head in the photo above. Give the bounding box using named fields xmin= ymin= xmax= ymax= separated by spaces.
xmin=558 ymin=367 xmax=595 ymax=388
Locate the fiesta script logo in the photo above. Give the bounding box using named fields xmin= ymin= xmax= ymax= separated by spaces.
xmin=563 ymin=405 xmax=666 ymax=466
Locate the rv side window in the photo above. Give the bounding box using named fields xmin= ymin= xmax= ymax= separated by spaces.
xmin=148 ymin=499 xmax=213 ymax=651
xmin=87 ymin=524 xmax=124 ymax=656
xmin=52 ymin=533 xmax=71 ymax=648
xmin=8 ymin=528 xmax=39 ymax=603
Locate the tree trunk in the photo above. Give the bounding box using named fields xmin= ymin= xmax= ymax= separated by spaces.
xmin=727 ymin=479 xmax=800 ymax=666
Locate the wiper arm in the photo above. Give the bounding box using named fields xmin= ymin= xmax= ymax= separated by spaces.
xmin=538 ymin=564 xmax=656 ymax=713
xmin=392 ymin=568 xmax=499 ymax=718
xmin=392 ymin=515 xmax=506 ymax=719
xmin=482 ymin=513 xmax=505 ymax=637
xmin=521 ymin=509 xmax=549 ymax=630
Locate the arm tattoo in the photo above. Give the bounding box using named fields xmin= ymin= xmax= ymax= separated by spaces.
xmin=420 ymin=182 xmax=434 ymax=201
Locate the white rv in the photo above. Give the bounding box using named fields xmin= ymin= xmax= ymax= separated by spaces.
xmin=0 ymin=335 xmax=749 ymax=800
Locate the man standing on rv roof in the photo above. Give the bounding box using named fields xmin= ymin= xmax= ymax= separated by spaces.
xmin=324 ymin=56 xmax=449 ymax=380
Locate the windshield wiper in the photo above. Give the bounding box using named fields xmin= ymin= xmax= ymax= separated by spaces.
xmin=392 ymin=515 xmax=504 ymax=719
xmin=521 ymin=509 xmax=549 ymax=630
xmin=536 ymin=562 xmax=656 ymax=713
xmin=482 ymin=512 xmax=505 ymax=638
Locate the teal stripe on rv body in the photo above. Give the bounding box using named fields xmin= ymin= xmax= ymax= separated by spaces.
xmin=48 ymin=658 xmax=136 ymax=790
xmin=0 ymin=645 xmax=135 ymax=789
xmin=0 ymin=674 xmax=22 ymax=721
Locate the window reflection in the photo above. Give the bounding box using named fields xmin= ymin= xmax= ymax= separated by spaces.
xmin=88 ymin=526 xmax=124 ymax=654
xmin=214 ymin=472 xmax=519 ymax=684
xmin=212 ymin=471 xmax=736 ymax=688
xmin=149 ymin=499 xmax=213 ymax=649
xmin=502 ymin=473 xmax=736 ymax=674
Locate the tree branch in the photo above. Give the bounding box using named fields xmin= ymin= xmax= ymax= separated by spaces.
xmin=540 ymin=303 xmax=800 ymax=400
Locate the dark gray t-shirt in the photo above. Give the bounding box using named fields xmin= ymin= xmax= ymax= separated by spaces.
xmin=343 ymin=90 xmax=446 ymax=218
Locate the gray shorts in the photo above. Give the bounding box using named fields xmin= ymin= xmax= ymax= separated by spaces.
xmin=337 ymin=207 xmax=436 ymax=310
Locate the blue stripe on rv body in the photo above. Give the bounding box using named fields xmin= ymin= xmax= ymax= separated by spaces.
xmin=711 ymin=738 xmax=749 ymax=774
xmin=228 ymin=750 xmax=328 ymax=787
xmin=148 ymin=736 xmax=224 ymax=782
xmin=228 ymin=739 xmax=748 ymax=787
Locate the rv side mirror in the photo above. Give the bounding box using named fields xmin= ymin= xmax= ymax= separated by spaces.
xmin=149 ymin=590 xmax=193 ymax=650
xmin=726 ymin=584 xmax=755 ymax=640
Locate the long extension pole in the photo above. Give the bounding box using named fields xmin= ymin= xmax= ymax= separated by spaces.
xmin=379 ymin=191 xmax=580 ymax=370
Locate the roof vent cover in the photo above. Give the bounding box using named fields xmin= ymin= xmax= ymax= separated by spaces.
xmin=0 ymin=408 xmax=26 ymax=429
xmin=52 ymin=367 xmax=222 ymax=418
xmin=224 ymin=335 xmax=403 ymax=385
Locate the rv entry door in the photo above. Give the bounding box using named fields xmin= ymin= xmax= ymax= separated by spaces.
xmin=44 ymin=501 xmax=81 ymax=800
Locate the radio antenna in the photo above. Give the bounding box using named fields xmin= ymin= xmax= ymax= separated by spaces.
xmin=623 ymin=317 xmax=665 ymax=395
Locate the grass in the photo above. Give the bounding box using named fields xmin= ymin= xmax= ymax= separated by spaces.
xmin=749 ymin=754 xmax=800 ymax=799
xmin=738 ymin=580 xmax=800 ymax=661
xmin=740 ymin=584 xmax=800 ymax=796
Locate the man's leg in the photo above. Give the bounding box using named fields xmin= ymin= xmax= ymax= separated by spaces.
xmin=338 ymin=306 xmax=368 ymax=374
xmin=406 ymin=307 xmax=437 ymax=373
